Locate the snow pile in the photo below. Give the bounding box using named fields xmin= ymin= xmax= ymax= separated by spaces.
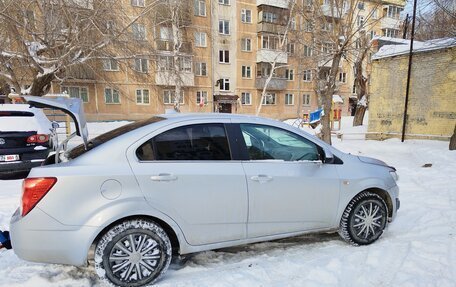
xmin=0 ymin=118 xmax=455 ymax=286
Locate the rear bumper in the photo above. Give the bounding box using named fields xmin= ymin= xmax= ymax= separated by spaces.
xmin=0 ymin=149 xmax=49 ymax=175
xmin=10 ymin=208 xmax=97 ymax=266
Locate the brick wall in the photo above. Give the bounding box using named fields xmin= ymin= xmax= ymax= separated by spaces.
xmin=367 ymin=47 xmax=456 ymax=140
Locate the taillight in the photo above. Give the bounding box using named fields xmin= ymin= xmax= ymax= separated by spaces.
xmin=27 ymin=134 xmax=49 ymax=144
xmin=21 ymin=177 xmax=57 ymax=217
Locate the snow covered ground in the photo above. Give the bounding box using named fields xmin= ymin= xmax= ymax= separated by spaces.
xmin=1 ymin=115 xmax=455 ymax=287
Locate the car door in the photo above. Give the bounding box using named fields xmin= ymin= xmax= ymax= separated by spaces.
xmin=239 ymin=123 xmax=341 ymax=238
xmin=128 ymin=120 xmax=248 ymax=246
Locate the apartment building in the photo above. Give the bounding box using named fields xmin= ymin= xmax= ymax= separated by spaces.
xmin=48 ymin=0 xmax=406 ymax=121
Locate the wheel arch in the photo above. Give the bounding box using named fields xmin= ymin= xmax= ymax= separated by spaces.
xmin=88 ymin=215 xmax=181 ymax=262
xmin=354 ymin=187 xmax=393 ymax=218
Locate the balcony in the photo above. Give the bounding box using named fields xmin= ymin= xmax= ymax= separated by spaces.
xmin=256 ymin=0 xmax=290 ymax=9
xmin=321 ymin=4 xmax=342 ymax=18
xmin=256 ymin=49 xmax=288 ymax=63
xmin=380 ymin=17 xmax=401 ymax=30
xmin=257 ymin=22 xmax=287 ymax=34
xmin=64 ymin=65 xmax=95 ymax=80
xmin=255 ymin=76 xmax=287 ymax=90
xmin=155 ymin=40 xmax=192 ymax=54
xmin=155 ymin=71 xmax=194 ymax=87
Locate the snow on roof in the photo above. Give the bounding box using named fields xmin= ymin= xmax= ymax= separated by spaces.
xmin=372 ymin=37 xmax=456 ymax=60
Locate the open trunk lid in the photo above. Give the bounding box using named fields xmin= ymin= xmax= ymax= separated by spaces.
xmin=23 ymin=96 xmax=88 ymax=149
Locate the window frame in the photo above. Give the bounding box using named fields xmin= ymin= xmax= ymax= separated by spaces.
xmin=194 ymin=31 xmax=207 ymax=47
xmin=241 ymin=65 xmax=252 ymax=78
xmin=61 ymin=86 xmax=89 ymax=103
xmin=194 ymin=0 xmax=206 ymax=16
xmin=195 ymin=62 xmax=208 ymax=76
xmin=136 ymin=89 xmax=150 ymax=105
xmin=219 ymin=50 xmax=230 ymax=64
xmin=285 ymin=93 xmax=294 ymax=105
xmin=163 ymin=89 xmax=184 ymax=105
xmin=261 ymin=93 xmax=276 ymax=105
xmin=241 ymin=9 xmax=252 ymax=23
xmin=241 ymin=92 xmax=251 ymax=105
xmin=131 ymin=0 xmax=145 ymax=7
xmin=134 ymin=58 xmax=148 ymax=73
xmin=218 ymin=19 xmax=230 ymax=35
xmin=137 ymin=123 xmax=233 ymax=161
xmin=241 ymin=38 xmax=252 ymax=52
xmin=104 ymin=87 xmax=121 ymax=104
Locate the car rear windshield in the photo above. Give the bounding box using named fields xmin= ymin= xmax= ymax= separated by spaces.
xmin=68 ymin=116 xmax=165 ymax=159
xmin=0 ymin=111 xmax=34 ymax=117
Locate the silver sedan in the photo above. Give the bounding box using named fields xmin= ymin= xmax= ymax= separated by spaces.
xmin=10 ymin=97 xmax=399 ymax=287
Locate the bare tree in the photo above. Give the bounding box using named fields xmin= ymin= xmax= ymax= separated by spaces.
xmin=295 ymin=0 xmax=383 ymax=144
xmin=256 ymin=1 xmax=296 ymax=116
xmin=450 ymin=123 xmax=456 ymax=150
xmin=415 ymin=0 xmax=455 ymax=40
xmin=352 ymin=30 xmax=371 ymax=126
xmin=0 ymin=0 xmax=159 ymax=100
xmin=153 ymin=0 xmax=192 ymax=112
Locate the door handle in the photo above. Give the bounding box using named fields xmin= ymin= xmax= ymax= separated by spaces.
xmin=150 ymin=173 xmax=178 ymax=182
xmin=250 ymin=175 xmax=273 ymax=183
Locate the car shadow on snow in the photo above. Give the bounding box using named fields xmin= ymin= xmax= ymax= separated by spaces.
xmin=171 ymin=232 xmax=341 ymax=270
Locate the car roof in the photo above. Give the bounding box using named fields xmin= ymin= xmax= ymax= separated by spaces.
xmin=159 ymin=112 xmax=281 ymax=123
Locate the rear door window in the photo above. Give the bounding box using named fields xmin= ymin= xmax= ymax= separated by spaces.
xmin=137 ymin=124 xmax=232 ymax=161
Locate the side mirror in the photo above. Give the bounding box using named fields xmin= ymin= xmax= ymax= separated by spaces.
xmin=51 ymin=121 xmax=60 ymax=129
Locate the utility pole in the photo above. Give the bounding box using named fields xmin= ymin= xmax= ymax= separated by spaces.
xmin=401 ymin=0 xmax=417 ymax=142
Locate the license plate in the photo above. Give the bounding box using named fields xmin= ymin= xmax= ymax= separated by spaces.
xmin=0 ymin=154 xmax=19 ymax=162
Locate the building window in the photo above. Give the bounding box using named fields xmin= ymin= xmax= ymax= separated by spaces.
xmin=372 ymin=8 xmax=378 ymax=19
xmin=241 ymin=9 xmax=252 ymax=23
xmin=163 ymin=90 xmax=184 ymax=105
xmin=219 ymin=20 xmax=230 ymax=35
xmin=357 ymin=16 xmax=365 ymax=27
xmin=61 ymin=86 xmax=88 ymax=103
xmin=357 ymin=1 xmax=365 ymax=10
xmin=103 ymin=58 xmax=119 ymax=71
xmin=219 ymin=78 xmax=230 ymax=91
xmin=105 ymin=88 xmax=120 ymax=104
xmin=303 ymin=94 xmax=311 ymax=106
xmin=159 ymin=26 xmax=172 ymax=40
xmin=304 ymin=45 xmax=312 ymax=57
xmin=322 ymin=42 xmax=334 ymax=54
xmin=303 ymin=70 xmax=312 ymax=82
xmin=241 ymin=38 xmax=252 ymax=51
xmin=262 ymin=11 xmax=278 ymax=23
xmin=285 ymin=69 xmax=294 ymax=81
xmin=195 ymin=62 xmax=207 ymax=76
xmin=261 ymin=93 xmax=276 ymax=105
xmin=285 ymin=93 xmax=294 ymax=105
xmin=387 ymin=5 xmax=403 ymax=19
xmin=242 ymin=65 xmax=251 ymax=78
xmin=218 ymin=0 xmax=229 ymax=5
xmin=136 ymin=89 xmax=150 ymax=104
xmin=382 ymin=28 xmax=399 ymax=38
xmin=305 ymin=20 xmax=313 ymax=32
xmin=241 ymin=92 xmax=251 ymax=105
xmin=131 ymin=0 xmax=145 ymax=7
xmin=194 ymin=32 xmax=207 ymax=47
xmin=339 ymin=72 xmax=347 ymax=83
xmin=219 ymin=50 xmax=230 ymax=63
xmin=194 ymin=0 xmax=206 ymax=16
xmin=196 ymin=91 xmax=208 ymax=105
xmin=290 ymin=18 xmax=297 ymax=30
xmin=321 ymin=22 xmax=332 ymax=31
xmin=287 ymin=43 xmax=295 ymax=54
xmin=368 ymin=30 xmax=377 ymax=39
xmin=132 ymin=23 xmax=146 ymax=40
xmin=134 ymin=58 xmax=148 ymax=73
xmin=262 ymin=35 xmax=279 ymax=50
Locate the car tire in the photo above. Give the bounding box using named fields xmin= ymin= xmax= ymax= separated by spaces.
xmin=339 ymin=191 xmax=388 ymax=245
xmin=94 ymin=219 xmax=172 ymax=287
